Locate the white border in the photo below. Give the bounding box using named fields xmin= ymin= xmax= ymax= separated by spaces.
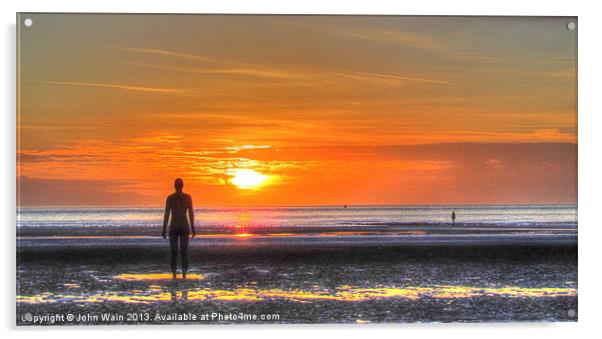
xmin=2 ymin=0 xmax=601 ymax=338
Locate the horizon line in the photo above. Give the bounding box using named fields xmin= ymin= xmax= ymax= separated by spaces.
xmin=17 ymin=203 xmax=578 ymax=209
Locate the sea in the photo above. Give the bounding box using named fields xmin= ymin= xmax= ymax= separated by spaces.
xmin=17 ymin=204 xmax=577 ymax=229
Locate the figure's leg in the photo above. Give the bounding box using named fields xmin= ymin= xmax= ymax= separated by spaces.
xmin=180 ymin=233 xmax=190 ymax=279
xmin=169 ymin=234 xmax=179 ymax=279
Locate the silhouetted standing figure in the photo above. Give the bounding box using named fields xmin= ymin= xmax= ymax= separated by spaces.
xmin=451 ymin=210 xmax=456 ymax=226
xmin=162 ymin=178 xmax=196 ymax=279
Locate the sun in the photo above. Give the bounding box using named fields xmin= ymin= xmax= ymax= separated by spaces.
xmin=229 ymin=169 xmax=269 ymax=190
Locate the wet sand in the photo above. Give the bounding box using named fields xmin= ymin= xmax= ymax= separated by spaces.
xmin=17 ymin=222 xmax=577 ymax=255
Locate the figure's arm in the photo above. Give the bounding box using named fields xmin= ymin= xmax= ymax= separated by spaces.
xmin=188 ymin=196 xmax=196 ymax=237
xmin=162 ymin=198 xmax=169 ymax=239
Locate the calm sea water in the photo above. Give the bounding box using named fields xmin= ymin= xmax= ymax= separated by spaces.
xmin=17 ymin=205 xmax=577 ymax=229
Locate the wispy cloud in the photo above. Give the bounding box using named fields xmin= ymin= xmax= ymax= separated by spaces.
xmin=113 ymin=45 xmax=294 ymax=79
xmin=32 ymin=80 xmax=207 ymax=97
xmin=120 ymin=61 xmax=309 ymax=81
xmin=112 ymin=46 xmax=231 ymax=66
xmin=340 ymin=29 xmax=444 ymax=51
xmin=274 ymin=20 xmax=445 ymax=52
xmin=114 ymin=46 xmax=454 ymax=87
xmin=334 ymin=70 xmax=455 ymax=86
xmin=447 ymin=53 xmax=575 ymax=66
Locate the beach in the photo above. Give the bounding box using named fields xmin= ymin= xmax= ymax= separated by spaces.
xmin=16 ymin=206 xmax=578 ymax=324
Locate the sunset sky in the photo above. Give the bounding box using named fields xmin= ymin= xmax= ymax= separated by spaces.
xmin=17 ymin=14 xmax=577 ymax=206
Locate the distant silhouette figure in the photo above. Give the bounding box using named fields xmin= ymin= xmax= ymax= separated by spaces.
xmin=162 ymin=178 xmax=196 ymax=279
xmin=451 ymin=210 xmax=456 ymax=226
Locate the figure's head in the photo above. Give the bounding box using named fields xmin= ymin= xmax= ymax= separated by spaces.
xmin=174 ymin=178 xmax=184 ymax=191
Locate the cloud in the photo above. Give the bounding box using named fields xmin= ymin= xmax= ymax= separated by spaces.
xmin=114 ymin=46 xmax=304 ymax=80
xmin=113 ymin=46 xmax=454 ymax=87
xmin=340 ymin=29 xmax=445 ymax=51
xmin=274 ymin=20 xmax=445 ymax=51
xmin=121 ymin=61 xmax=309 ymax=82
xmin=32 ymin=80 xmax=207 ymax=97
xmin=334 ymin=70 xmax=455 ymax=86
xmin=112 ymin=46 xmax=231 ymax=66
xmin=17 ymin=177 xmax=156 ymax=207
xmin=17 ymin=142 xmax=577 ymax=206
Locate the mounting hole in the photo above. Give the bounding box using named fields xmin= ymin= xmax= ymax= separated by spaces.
xmin=568 ymin=309 xmax=576 ymax=318
xmin=567 ymin=22 xmax=576 ymax=31
xmin=24 ymin=18 xmax=33 ymax=27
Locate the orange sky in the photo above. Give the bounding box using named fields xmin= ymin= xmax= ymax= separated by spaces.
xmin=17 ymin=15 xmax=577 ymax=206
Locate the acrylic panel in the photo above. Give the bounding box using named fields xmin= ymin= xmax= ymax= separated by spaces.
xmin=16 ymin=14 xmax=577 ymax=325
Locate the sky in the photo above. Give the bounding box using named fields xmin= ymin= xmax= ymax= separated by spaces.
xmin=17 ymin=14 xmax=577 ymax=206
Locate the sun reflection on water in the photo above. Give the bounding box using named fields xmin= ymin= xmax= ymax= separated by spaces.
xmin=233 ymin=233 xmax=253 ymax=238
xmin=17 ymin=284 xmax=576 ymax=305
xmin=114 ymin=273 xmax=205 ymax=281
